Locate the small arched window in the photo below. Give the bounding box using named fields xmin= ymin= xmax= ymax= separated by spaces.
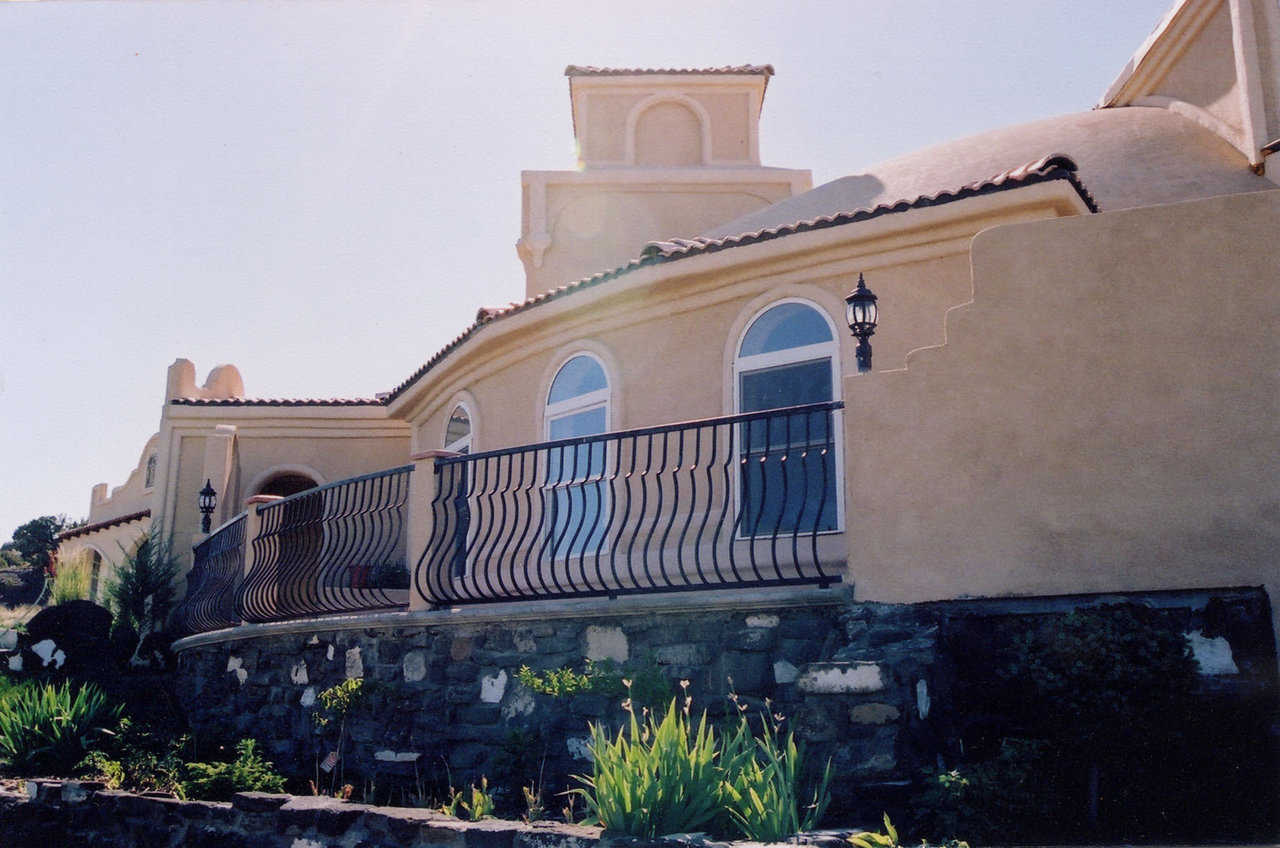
xmin=545 ymin=355 xmax=610 ymax=556
xmin=444 ymin=405 xmax=472 ymax=455
xmin=734 ymin=301 xmax=840 ymax=534
xmin=144 ymin=455 xmax=157 ymax=488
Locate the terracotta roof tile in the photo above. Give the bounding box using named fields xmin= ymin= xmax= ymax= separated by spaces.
xmin=643 ymin=153 xmax=1097 ymax=260
xmin=565 ymin=64 xmax=773 ymax=77
xmin=382 ymin=153 xmax=1093 ymax=403
xmin=57 ymin=509 xmax=151 ymax=542
xmin=171 ymin=397 xmax=385 ymax=407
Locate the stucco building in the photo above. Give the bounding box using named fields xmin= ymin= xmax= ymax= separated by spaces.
xmin=60 ymin=0 xmax=1280 ymax=653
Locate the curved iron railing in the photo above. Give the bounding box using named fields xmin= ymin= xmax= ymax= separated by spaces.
xmin=174 ymin=512 xmax=247 ymax=633
xmin=415 ymin=401 xmax=843 ymax=605
xmin=237 ymin=464 xmax=414 ymax=622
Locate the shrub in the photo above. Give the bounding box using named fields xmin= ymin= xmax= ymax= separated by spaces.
xmin=77 ymin=716 xmax=189 ymax=795
xmin=180 ymin=738 xmax=286 ymax=801
xmin=103 ymin=535 xmax=177 ymax=664
xmin=0 ymin=680 xmax=121 ymax=774
xmin=721 ymin=709 xmax=831 ymax=841
xmin=517 ymin=657 xmax=672 ymax=707
xmin=50 ymin=551 xmax=91 ymax=605
xmin=572 ymin=692 xmax=751 ymax=837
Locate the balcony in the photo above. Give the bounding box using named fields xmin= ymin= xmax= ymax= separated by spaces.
xmin=173 ymin=402 xmax=844 ymax=635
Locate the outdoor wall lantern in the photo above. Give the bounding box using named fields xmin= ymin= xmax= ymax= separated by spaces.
xmin=198 ymin=479 xmax=217 ymax=533
xmin=845 ymin=272 xmax=879 ymax=373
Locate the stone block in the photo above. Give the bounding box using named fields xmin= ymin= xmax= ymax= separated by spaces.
xmin=403 ymin=650 xmax=428 ymax=682
xmin=849 ymin=703 xmax=900 ymax=725
xmin=655 ymin=643 xmax=711 ymax=666
xmin=231 ymin=792 xmax=291 ymax=812
xmin=451 ymin=636 xmax=475 ymax=661
xmin=796 ymin=662 xmax=884 ymax=694
xmin=464 ymin=818 xmax=522 ymax=848
xmin=745 ymin=613 xmax=779 ymax=629
xmin=731 ymin=627 xmax=775 ymax=651
xmin=584 ymin=626 xmax=628 ymax=662
xmin=773 ymin=659 xmax=799 ymax=684
xmin=480 ymin=669 xmax=508 ymax=703
xmin=718 ymin=651 xmax=770 ymax=694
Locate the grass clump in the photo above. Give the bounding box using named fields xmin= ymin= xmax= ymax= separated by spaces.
xmin=441 ymin=776 xmax=496 ymax=820
xmin=50 ymin=552 xmax=91 ymax=605
xmin=0 ymin=680 xmax=121 ymax=774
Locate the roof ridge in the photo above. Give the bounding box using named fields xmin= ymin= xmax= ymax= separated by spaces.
xmin=171 ymin=397 xmax=385 ymax=407
xmin=565 ymin=64 xmax=773 ymax=77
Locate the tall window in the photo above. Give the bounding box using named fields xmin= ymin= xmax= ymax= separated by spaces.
xmin=734 ymin=301 xmax=840 ymax=534
xmin=545 ymin=355 xmax=610 ymax=556
xmin=444 ymin=405 xmax=472 ymax=454
xmin=144 ymin=455 xmax=157 ymax=488
xmin=89 ymin=550 xmax=102 ymax=603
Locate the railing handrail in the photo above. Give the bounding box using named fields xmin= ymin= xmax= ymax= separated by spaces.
xmin=255 ymin=463 xmax=416 ymax=513
xmin=197 ymin=510 xmax=249 ymax=547
xmin=435 ymin=401 xmax=845 ymax=467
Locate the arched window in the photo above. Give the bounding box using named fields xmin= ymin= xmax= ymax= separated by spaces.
xmin=545 ymin=355 xmax=610 ymax=556
xmin=144 ymin=455 xmax=157 ymax=488
xmin=258 ymin=473 xmax=319 ymax=498
xmin=89 ymin=550 xmax=102 ymax=603
xmin=444 ymin=405 xmax=472 ymax=454
xmin=734 ymin=301 xmax=840 ymax=534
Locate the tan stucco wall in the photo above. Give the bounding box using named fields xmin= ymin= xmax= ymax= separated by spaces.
xmin=1151 ymin=0 xmax=1245 ymax=140
xmin=85 ymin=433 xmax=158 ymax=524
xmin=526 ymin=178 xmax=804 ymax=297
xmin=843 ymin=189 xmax=1279 ymax=647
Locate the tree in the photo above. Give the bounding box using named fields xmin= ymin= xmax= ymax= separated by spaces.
xmin=9 ymin=515 xmax=70 ymax=569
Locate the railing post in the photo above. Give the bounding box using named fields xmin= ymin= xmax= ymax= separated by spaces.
xmin=407 ymin=450 xmax=460 ymax=610
xmin=240 ymin=494 xmax=282 ymax=619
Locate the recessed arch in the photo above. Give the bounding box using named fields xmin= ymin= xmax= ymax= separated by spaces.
xmin=624 ymin=93 xmax=713 ymax=166
xmin=444 ymin=401 xmax=475 ymax=454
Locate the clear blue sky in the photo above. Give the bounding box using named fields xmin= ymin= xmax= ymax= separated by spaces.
xmin=0 ymin=0 xmax=1173 ymax=538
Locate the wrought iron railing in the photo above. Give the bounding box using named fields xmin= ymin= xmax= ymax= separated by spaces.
xmin=174 ymin=512 xmax=247 ymax=633
xmin=238 ymin=464 xmax=414 ymax=622
xmin=415 ymin=401 xmax=844 ymax=605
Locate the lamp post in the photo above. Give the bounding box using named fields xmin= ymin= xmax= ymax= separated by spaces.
xmin=845 ymin=273 xmax=879 ymax=373
xmin=198 ymin=479 xmax=217 ymax=533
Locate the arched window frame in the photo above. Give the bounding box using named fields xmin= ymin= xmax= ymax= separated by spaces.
xmin=731 ymin=297 xmax=845 ymax=536
xmin=544 ymin=352 xmax=612 ymax=440
xmin=543 ymin=352 xmax=613 ymax=559
xmin=443 ymin=402 xmax=475 ymax=455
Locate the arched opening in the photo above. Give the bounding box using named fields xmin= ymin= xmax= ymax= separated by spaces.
xmin=445 ymin=404 xmax=473 ymax=454
xmin=257 ymin=473 xmax=319 ymax=499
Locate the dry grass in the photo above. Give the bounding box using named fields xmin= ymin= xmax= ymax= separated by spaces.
xmin=0 ymin=603 xmax=44 ymax=631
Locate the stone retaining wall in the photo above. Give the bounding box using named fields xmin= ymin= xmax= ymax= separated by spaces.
xmin=172 ymin=587 xmax=1276 ymax=824
xmin=175 ymin=591 xmax=937 ymax=818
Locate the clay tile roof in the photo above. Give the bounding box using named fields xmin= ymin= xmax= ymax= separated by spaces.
xmin=170 ymin=397 xmax=385 ymax=407
xmin=643 ymin=153 xmax=1097 ymax=260
xmin=565 ymin=64 xmax=773 ymax=77
xmin=56 ymin=509 xmax=151 ymax=542
xmin=385 ymin=153 xmax=1095 ymax=403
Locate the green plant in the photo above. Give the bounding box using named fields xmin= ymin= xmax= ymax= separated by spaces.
xmin=76 ymin=715 xmax=189 ymax=795
xmin=103 ymin=534 xmax=178 ymax=664
xmin=180 ymin=738 xmax=286 ymax=801
xmin=312 ymin=677 xmax=368 ymax=794
xmin=0 ymin=680 xmax=121 ymax=774
xmin=522 ymin=783 xmax=546 ymax=822
xmin=50 ymin=551 xmax=91 ymax=605
xmin=517 ymin=657 xmax=672 ymax=707
xmin=516 ymin=664 xmax=595 ymax=696
xmin=848 ymin=814 xmax=900 ymax=848
xmin=721 ymin=708 xmax=832 ymax=840
xmin=441 ymin=777 xmax=495 ymax=821
xmin=572 ymin=687 xmax=750 ymax=837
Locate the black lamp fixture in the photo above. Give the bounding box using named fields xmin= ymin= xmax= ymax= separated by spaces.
xmin=198 ymin=479 xmax=217 ymax=533
xmin=845 ymin=272 xmax=879 ymax=373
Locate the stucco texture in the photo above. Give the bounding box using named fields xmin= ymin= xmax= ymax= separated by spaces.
xmin=844 ymin=190 xmax=1279 ymax=640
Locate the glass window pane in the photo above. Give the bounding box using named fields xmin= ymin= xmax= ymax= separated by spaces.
xmin=740 ymin=445 xmax=837 ymax=535
xmin=445 ymin=406 xmax=471 ymax=446
xmin=548 ymin=356 xmax=608 ymax=404
xmin=739 ymin=303 xmax=832 ymax=357
xmin=740 ymin=359 xmax=832 ymax=413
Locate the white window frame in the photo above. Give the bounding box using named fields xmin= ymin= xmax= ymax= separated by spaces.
xmin=444 ymin=403 xmax=474 ymax=455
xmin=731 ymin=298 xmax=845 ymax=537
xmin=544 ymin=353 xmax=612 ymax=561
